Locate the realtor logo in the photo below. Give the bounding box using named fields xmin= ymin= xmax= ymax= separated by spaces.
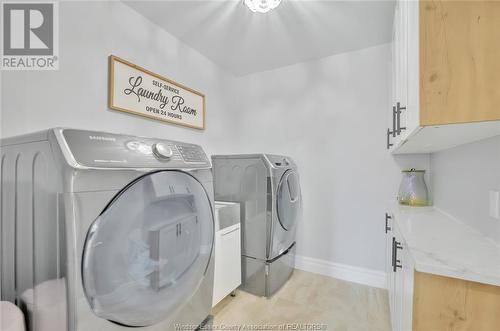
xmin=1 ymin=2 xmax=59 ymax=70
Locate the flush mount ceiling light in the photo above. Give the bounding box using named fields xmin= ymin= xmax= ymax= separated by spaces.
xmin=244 ymin=0 xmax=282 ymax=13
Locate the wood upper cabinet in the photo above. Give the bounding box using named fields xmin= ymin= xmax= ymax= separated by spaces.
xmin=420 ymin=0 xmax=500 ymax=125
xmin=388 ymin=0 xmax=500 ymax=153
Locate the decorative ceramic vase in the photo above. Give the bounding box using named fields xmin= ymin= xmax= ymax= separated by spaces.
xmin=398 ymin=169 xmax=429 ymax=207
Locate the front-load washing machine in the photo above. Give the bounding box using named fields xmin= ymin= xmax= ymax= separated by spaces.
xmin=0 ymin=128 xmax=215 ymax=331
xmin=212 ymin=154 xmax=302 ymax=297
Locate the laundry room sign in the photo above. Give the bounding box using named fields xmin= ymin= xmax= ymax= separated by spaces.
xmin=108 ymin=55 xmax=205 ymax=129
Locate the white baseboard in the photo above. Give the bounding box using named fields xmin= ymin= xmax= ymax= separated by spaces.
xmin=294 ymin=255 xmax=387 ymax=289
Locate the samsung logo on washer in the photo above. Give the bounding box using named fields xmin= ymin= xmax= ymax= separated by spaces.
xmin=89 ymin=135 xmax=116 ymax=142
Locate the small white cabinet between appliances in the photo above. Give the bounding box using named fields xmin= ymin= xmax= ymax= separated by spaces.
xmin=212 ymin=202 xmax=241 ymax=307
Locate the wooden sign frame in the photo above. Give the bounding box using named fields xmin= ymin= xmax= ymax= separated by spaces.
xmin=108 ymin=55 xmax=206 ymax=130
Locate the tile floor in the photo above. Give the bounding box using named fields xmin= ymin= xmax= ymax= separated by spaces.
xmin=212 ymin=270 xmax=391 ymax=331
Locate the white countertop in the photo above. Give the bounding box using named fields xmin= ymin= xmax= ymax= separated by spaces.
xmin=393 ymin=206 xmax=500 ymax=287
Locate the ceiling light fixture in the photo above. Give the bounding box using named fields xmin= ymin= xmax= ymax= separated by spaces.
xmin=244 ymin=0 xmax=282 ymax=13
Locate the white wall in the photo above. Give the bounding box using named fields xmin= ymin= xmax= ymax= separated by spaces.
xmin=0 ymin=1 xmax=239 ymax=156
xmin=431 ymin=136 xmax=500 ymax=243
xmin=233 ymin=44 xmax=429 ymax=273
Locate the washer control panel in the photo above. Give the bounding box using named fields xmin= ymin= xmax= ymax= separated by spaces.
xmin=176 ymin=145 xmax=207 ymax=163
xmin=61 ymin=129 xmax=209 ymax=168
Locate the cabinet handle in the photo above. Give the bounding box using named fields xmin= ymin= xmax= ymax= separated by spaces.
xmin=392 ymin=106 xmax=397 ymax=138
xmin=386 ymin=128 xmax=394 ymax=150
xmin=386 ymin=105 xmax=399 ymax=149
xmin=385 ymin=213 xmax=392 ymax=233
xmin=394 ymin=259 xmax=402 ymax=271
xmin=396 ymin=102 xmax=407 ymax=135
xmin=392 ymin=237 xmax=396 ymax=268
xmin=393 ymin=239 xmax=403 ymax=272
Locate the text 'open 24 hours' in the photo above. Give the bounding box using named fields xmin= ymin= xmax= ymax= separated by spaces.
xmin=109 ymin=55 xmax=205 ymax=129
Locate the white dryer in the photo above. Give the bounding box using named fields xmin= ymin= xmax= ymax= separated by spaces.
xmin=0 ymin=128 xmax=215 ymax=331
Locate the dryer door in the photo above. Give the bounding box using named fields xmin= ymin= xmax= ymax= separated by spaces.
xmin=81 ymin=170 xmax=214 ymax=327
xmin=276 ymin=170 xmax=301 ymax=231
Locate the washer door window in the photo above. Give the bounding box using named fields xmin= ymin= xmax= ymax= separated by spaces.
xmin=82 ymin=171 xmax=214 ymax=327
xmin=276 ymin=170 xmax=301 ymax=231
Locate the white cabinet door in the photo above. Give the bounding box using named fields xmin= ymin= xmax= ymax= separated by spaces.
xmin=397 ymin=0 xmax=420 ymax=143
xmin=385 ymin=213 xmax=395 ymax=326
xmin=390 ymin=0 xmax=422 ymax=150
xmin=212 ymin=224 xmax=241 ymax=306
xmin=388 ymin=1 xmax=400 ymax=151
xmin=396 ymin=0 xmax=408 ymax=141
xmin=401 ymin=241 xmax=415 ymax=331
xmin=390 ymin=0 xmax=407 ymax=150
xmin=389 ymin=214 xmax=415 ymax=331
xmin=393 ymin=226 xmax=404 ymax=331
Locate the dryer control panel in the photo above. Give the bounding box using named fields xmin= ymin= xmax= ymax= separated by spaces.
xmin=59 ymin=129 xmax=210 ymax=168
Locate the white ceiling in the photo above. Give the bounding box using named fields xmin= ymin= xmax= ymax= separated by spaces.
xmin=124 ymin=0 xmax=395 ymax=76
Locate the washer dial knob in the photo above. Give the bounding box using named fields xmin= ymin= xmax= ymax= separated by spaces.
xmin=152 ymin=143 xmax=173 ymax=160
